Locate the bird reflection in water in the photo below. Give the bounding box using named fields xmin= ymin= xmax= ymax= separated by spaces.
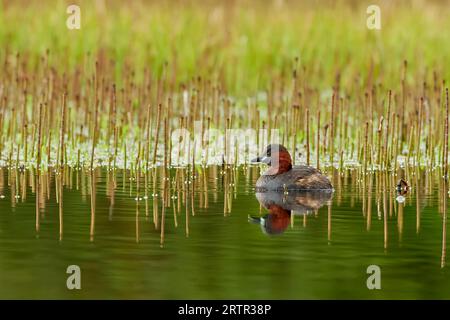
xmin=249 ymin=191 xmax=332 ymax=235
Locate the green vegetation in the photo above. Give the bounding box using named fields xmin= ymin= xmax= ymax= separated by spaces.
xmin=1 ymin=1 xmax=450 ymax=175
xmin=0 ymin=1 xmax=449 ymax=299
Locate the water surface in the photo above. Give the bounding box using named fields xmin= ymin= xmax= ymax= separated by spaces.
xmin=0 ymin=166 xmax=448 ymax=299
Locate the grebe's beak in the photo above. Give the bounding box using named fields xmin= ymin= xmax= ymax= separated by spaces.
xmin=251 ymin=155 xmax=271 ymax=165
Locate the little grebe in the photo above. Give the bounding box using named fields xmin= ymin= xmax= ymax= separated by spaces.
xmin=251 ymin=144 xmax=333 ymax=191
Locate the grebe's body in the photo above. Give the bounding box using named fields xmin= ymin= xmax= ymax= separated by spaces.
xmin=256 ymin=165 xmax=332 ymax=191
xmin=252 ymin=144 xmax=332 ymax=192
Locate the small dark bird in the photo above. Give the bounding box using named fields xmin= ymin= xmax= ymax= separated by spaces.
xmin=251 ymin=144 xmax=333 ymax=191
xmin=396 ymin=179 xmax=409 ymax=195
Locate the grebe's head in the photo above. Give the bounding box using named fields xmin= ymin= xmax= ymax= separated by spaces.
xmin=251 ymin=144 xmax=292 ymax=174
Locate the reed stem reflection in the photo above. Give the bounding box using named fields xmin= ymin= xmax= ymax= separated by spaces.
xmin=0 ymin=165 xmax=447 ymax=270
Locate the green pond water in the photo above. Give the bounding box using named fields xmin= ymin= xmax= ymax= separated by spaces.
xmin=0 ymin=166 xmax=448 ymax=299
